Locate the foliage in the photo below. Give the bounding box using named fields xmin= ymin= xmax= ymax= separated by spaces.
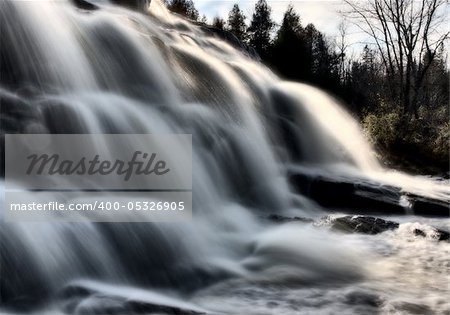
xmin=167 ymin=0 xmax=199 ymax=21
xmin=248 ymin=0 xmax=275 ymax=59
xmin=270 ymin=5 xmax=305 ymax=80
xmin=212 ymin=16 xmax=225 ymax=30
xmin=363 ymin=110 xmax=401 ymax=148
xmin=227 ymin=4 xmax=247 ymax=41
xmin=270 ymin=7 xmax=340 ymax=93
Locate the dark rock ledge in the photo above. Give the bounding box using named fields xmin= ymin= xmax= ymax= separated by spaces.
xmin=288 ymin=171 xmax=449 ymax=217
xmin=58 ymin=282 xmax=206 ymax=315
xmin=266 ymin=214 xmax=450 ymax=241
xmin=71 ymin=0 xmax=151 ymax=11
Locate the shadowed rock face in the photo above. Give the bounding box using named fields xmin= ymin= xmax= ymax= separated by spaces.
xmin=288 ymin=171 xmax=450 ymax=217
xmin=71 ymin=0 xmax=99 ymax=10
xmin=72 ymin=0 xmax=150 ymax=11
xmin=110 ymin=0 xmax=151 ymax=10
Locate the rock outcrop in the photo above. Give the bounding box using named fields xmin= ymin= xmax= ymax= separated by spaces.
xmin=110 ymin=0 xmax=151 ymax=10
xmin=289 ymin=171 xmax=449 ymax=217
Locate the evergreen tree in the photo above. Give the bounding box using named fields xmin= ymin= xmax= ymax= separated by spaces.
xmin=227 ymin=4 xmax=247 ymax=42
xmin=212 ymin=16 xmax=226 ymax=30
xmin=167 ymin=0 xmax=199 ymax=21
xmin=277 ymin=5 xmax=302 ymax=35
xmin=271 ymin=5 xmax=304 ymax=80
xmin=310 ymin=30 xmax=340 ymax=87
xmin=248 ymin=0 xmax=274 ymax=59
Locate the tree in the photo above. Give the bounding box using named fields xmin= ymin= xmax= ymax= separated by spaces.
xmin=212 ymin=16 xmax=226 ymax=30
xmin=349 ymin=45 xmax=384 ymax=115
xmin=271 ymin=5 xmax=305 ymax=79
xmin=345 ymin=0 xmax=449 ymax=119
xmin=310 ymin=29 xmax=340 ymax=86
xmin=337 ymin=19 xmax=350 ymax=83
xmin=227 ymin=4 xmax=247 ymax=42
xmin=200 ymin=14 xmax=207 ymax=24
xmin=248 ymin=0 xmax=275 ymax=59
xmin=167 ymin=0 xmax=199 ymax=21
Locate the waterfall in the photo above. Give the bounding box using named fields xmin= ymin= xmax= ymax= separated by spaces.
xmin=1 ymin=0 xmax=449 ymax=314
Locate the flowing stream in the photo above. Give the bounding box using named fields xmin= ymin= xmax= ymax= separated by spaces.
xmin=0 ymin=1 xmax=449 ymax=314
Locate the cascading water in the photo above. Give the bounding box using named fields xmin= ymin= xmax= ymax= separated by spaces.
xmin=1 ymin=1 xmax=449 ymax=314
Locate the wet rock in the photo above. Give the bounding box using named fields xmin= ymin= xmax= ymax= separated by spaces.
xmin=111 ymin=0 xmax=151 ymax=10
xmin=330 ymin=215 xmax=449 ymax=241
xmin=345 ymin=290 xmax=382 ymax=308
xmin=408 ymin=194 xmax=449 ymax=217
xmin=126 ymin=300 xmax=206 ymax=314
xmin=71 ymin=0 xmax=99 ymax=11
xmin=436 ymin=229 xmax=450 ymax=241
xmin=289 ymin=171 xmax=450 ymax=217
xmin=266 ymin=214 xmax=314 ymax=224
xmin=331 ymin=216 xmax=399 ymax=235
xmin=413 ymin=229 xmax=427 ymax=237
xmin=289 ymin=172 xmax=405 ymax=214
xmin=40 ymin=100 xmax=88 ymax=133
xmin=74 ymin=295 xmax=127 ymax=315
xmin=0 ymin=89 xmax=39 ymax=134
xmin=413 ymin=228 xmax=450 ymax=241
xmin=391 ymin=301 xmax=433 ymax=315
xmin=58 ymin=281 xmax=206 ymax=315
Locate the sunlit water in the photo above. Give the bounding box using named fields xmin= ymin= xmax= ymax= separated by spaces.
xmin=0 ymin=1 xmax=449 ymax=314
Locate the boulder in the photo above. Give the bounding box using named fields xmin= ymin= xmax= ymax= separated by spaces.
xmin=413 ymin=228 xmax=450 ymax=241
xmin=329 ymin=215 xmax=449 ymax=241
xmin=267 ymin=213 xmax=450 ymax=241
xmin=266 ymin=214 xmax=314 ymax=224
xmin=331 ymin=216 xmax=399 ymax=235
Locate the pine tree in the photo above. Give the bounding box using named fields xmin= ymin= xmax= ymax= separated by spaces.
xmin=212 ymin=16 xmax=226 ymax=30
xmin=248 ymin=0 xmax=274 ymax=59
xmin=227 ymin=4 xmax=247 ymax=42
xmin=167 ymin=0 xmax=199 ymax=21
xmin=277 ymin=5 xmax=302 ymax=36
xmin=271 ymin=5 xmax=304 ymax=80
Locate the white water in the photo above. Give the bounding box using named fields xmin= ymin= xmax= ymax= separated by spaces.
xmin=0 ymin=1 xmax=449 ymax=314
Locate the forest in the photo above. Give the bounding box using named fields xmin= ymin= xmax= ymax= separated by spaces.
xmin=166 ymin=0 xmax=449 ymax=174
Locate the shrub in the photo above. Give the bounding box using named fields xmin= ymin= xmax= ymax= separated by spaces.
xmin=363 ymin=111 xmax=401 ymax=148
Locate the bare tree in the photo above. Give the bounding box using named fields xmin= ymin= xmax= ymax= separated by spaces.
xmin=337 ymin=19 xmax=350 ymax=83
xmin=345 ymin=0 xmax=449 ymax=119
